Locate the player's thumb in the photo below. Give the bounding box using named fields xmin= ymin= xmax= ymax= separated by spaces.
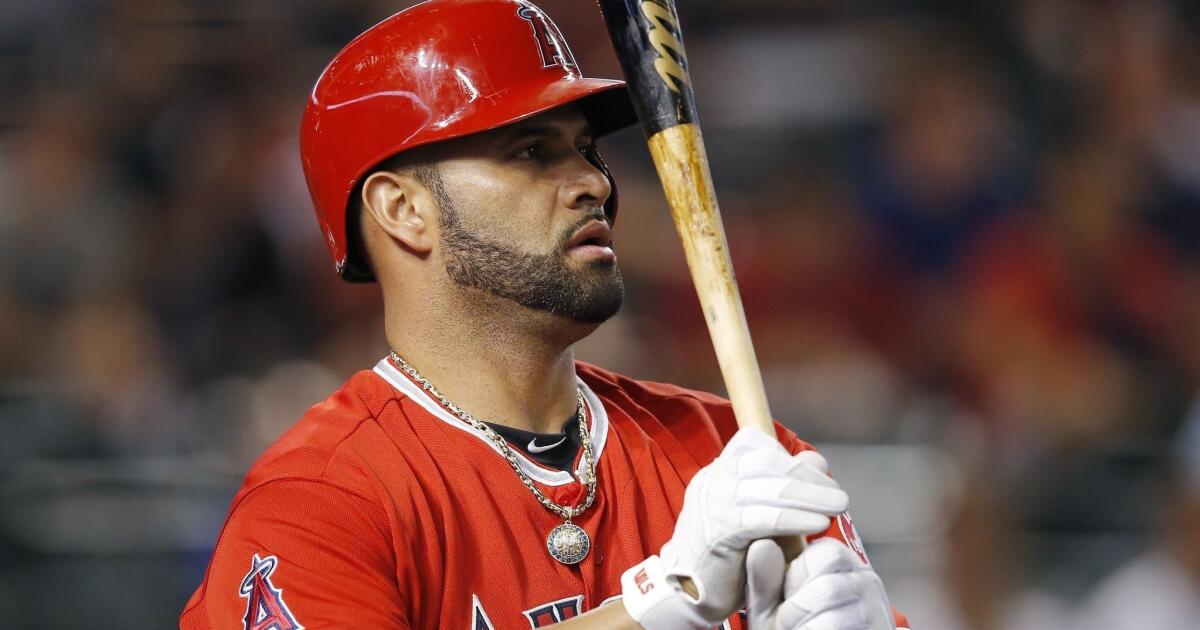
xmin=745 ymin=539 xmax=785 ymax=630
xmin=794 ymin=450 xmax=830 ymax=475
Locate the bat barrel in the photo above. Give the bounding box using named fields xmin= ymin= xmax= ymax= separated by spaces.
xmin=597 ymin=0 xmax=698 ymax=137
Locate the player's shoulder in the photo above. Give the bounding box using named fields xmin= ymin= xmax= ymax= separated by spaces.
xmin=238 ymin=368 xmax=401 ymax=493
xmin=575 ymin=361 xmax=814 ymax=455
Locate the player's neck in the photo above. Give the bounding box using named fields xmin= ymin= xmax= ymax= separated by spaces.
xmin=384 ymin=297 xmax=588 ymax=434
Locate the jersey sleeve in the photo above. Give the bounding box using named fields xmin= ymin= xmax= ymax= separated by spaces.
xmin=180 ymin=478 xmax=409 ymax=629
xmin=774 ymin=421 xmax=815 ymax=456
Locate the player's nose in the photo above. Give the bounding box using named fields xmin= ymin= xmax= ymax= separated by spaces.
xmin=560 ymin=151 xmax=613 ymax=212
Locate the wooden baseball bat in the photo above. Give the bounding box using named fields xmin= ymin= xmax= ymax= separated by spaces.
xmin=596 ymin=0 xmax=774 ymax=438
xmin=596 ymin=0 xmax=804 ymax=563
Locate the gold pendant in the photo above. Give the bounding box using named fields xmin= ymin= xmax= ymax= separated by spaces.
xmin=546 ymin=522 xmax=590 ymax=565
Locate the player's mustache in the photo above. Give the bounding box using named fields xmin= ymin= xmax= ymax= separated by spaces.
xmin=557 ymin=210 xmax=610 ymax=250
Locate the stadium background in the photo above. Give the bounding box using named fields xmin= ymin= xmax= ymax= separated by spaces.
xmin=1 ymin=0 xmax=1199 ymax=627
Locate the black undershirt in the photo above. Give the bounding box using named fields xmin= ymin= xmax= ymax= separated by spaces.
xmin=485 ymin=415 xmax=582 ymax=472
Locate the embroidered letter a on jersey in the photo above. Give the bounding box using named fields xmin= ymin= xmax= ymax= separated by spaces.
xmin=239 ymin=554 xmax=303 ymax=630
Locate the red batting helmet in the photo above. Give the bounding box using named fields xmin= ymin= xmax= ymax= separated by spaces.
xmin=300 ymin=0 xmax=637 ymax=282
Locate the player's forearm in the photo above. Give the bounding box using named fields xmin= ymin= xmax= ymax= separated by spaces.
xmin=548 ymin=601 xmax=642 ymax=629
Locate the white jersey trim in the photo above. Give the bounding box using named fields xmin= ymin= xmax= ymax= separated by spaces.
xmin=373 ymin=358 xmax=609 ymax=487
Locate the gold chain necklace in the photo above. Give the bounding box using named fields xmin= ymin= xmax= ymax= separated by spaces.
xmin=388 ymin=351 xmax=597 ymax=565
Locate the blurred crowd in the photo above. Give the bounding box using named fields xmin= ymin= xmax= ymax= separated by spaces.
xmin=2 ymin=0 xmax=1200 ymax=627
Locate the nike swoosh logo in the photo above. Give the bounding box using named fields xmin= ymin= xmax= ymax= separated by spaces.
xmin=527 ymin=436 xmax=568 ymax=453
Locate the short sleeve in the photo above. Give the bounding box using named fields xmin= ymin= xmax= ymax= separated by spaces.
xmin=180 ymin=479 xmax=409 ymax=629
xmin=773 ymin=421 xmax=815 ymax=455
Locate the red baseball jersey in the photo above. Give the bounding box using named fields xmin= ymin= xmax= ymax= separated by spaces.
xmin=181 ymin=359 xmax=908 ymax=629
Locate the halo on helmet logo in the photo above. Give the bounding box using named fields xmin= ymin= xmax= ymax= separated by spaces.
xmin=517 ymin=4 xmax=578 ymax=71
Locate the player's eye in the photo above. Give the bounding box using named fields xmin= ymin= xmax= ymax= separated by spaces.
xmin=514 ymin=142 xmax=545 ymax=160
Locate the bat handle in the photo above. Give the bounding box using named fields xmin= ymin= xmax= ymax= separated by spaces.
xmin=646 ymin=124 xmax=775 ymax=437
xmin=777 ymin=536 xmax=806 ymax=562
xmin=646 ymin=123 xmax=809 ymax=588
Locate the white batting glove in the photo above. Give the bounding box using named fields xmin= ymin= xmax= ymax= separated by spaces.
xmin=621 ymin=429 xmax=849 ymax=630
xmin=745 ymin=538 xmax=896 ymax=630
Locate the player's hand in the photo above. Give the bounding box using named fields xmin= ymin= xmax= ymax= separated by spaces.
xmin=745 ymin=538 xmax=896 ymax=630
xmin=621 ymin=429 xmax=848 ymax=630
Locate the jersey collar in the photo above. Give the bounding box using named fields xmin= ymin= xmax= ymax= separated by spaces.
xmin=372 ymin=357 xmax=609 ymax=487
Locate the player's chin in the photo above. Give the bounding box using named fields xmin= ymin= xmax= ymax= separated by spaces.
xmin=563 ymin=288 xmax=624 ymax=324
xmin=560 ymin=269 xmax=625 ymax=324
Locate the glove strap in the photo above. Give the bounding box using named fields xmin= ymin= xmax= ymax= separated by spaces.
xmin=621 ymin=556 xmax=710 ymax=630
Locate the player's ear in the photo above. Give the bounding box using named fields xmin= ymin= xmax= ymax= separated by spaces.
xmin=360 ymin=170 xmax=435 ymax=254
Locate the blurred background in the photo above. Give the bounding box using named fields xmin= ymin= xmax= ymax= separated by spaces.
xmin=2 ymin=0 xmax=1200 ymax=627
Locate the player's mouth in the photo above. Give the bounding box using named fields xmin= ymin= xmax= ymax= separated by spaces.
xmin=566 ymin=220 xmax=615 ymax=263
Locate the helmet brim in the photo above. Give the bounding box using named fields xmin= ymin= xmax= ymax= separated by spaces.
xmin=394 ymin=77 xmax=639 ymax=163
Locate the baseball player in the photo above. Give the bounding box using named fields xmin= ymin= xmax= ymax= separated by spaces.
xmin=180 ymin=1 xmax=910 ymax=629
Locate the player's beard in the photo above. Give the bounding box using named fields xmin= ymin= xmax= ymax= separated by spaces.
xmin=437 ymin=193 xmax=625 ymax=324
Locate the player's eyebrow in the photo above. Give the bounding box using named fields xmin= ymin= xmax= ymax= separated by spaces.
xmin=502 ymin=122 xmax=595 ymax=144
